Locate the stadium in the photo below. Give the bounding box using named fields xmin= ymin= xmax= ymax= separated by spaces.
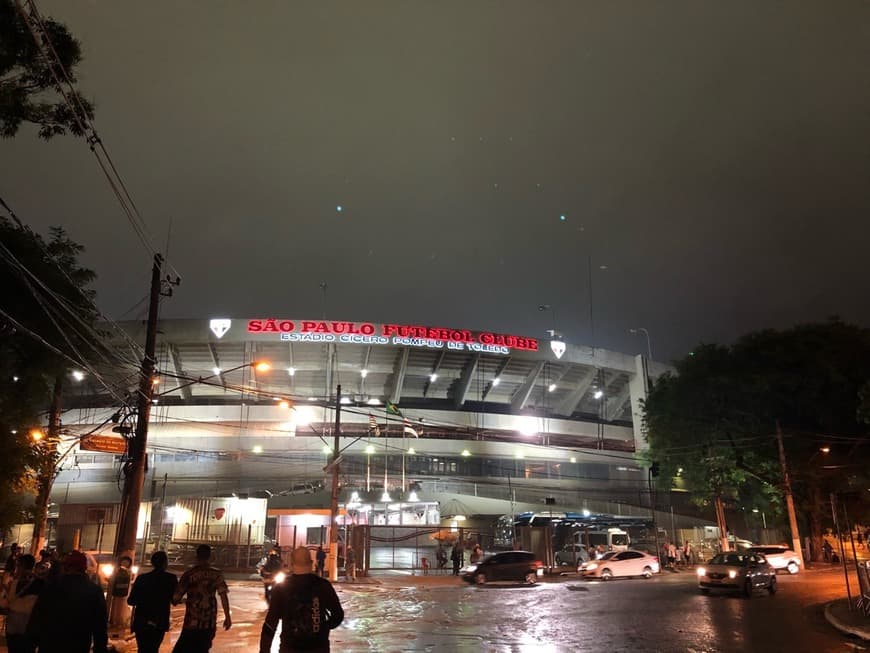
xmin=40 ymin=317 xmax=713 ymax=569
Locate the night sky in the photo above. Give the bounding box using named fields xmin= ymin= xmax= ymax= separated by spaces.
xmin=2 ymin=1 xmax=869 ymax=360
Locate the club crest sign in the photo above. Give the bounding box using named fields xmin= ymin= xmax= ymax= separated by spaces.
xmin=213 ymin=507 xmax=226 ymax=521
xmin=209 ymin=319 xmax=231 ymax=339
xmin=550 ymin=339 xmax=566 ymax=359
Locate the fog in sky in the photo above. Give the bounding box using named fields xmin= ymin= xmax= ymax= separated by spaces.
xmin=2 ymin=1 xmax=869 ymax=360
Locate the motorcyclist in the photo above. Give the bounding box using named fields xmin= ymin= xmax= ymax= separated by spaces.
xmin=259 ymin=551 xmax=285 ymax=602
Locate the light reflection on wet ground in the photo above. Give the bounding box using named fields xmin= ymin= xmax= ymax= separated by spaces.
xmin=153 ymin=568 xmax=859 ymax=652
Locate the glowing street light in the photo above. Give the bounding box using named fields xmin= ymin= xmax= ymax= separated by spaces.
xmin=71 ymin=370 xmax=85 ymax=382
xmin=30 ymin=429 xmax=44 ymax=442
xmin=255 ymin=361 xmax=271 ymax=372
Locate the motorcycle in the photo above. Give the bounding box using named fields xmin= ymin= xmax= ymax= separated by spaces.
xmin=262 ymin=569 xmax=286 ymax=603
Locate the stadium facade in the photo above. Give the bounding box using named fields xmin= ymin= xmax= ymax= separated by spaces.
xmin=41 ymin=317 xmax=710 ymax=561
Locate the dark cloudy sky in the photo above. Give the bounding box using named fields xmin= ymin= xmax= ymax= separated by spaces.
xmin=3 ymin=1 xmax=869 ymax=360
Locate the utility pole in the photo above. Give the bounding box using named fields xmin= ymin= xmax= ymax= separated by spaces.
xmin=31 ymin=375 xmax=63 ymax=555
xmin=648 ymin=466 xmax=660 ymax=563
xmin=776 ymin=421 xmax=804 ymax=568
xmin=109 ymin=254 xmax=163 ymax=627
xmin=327 ymin=384 xmax=342 ymax=582
xmin=714 ymin=495 xmax=729 ymax=553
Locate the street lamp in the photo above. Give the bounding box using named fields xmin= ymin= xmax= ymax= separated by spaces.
xmin=629 ymin=328 xmax=653 ymax=360
xmin=538 ymin=305 xmax=558 ymax=337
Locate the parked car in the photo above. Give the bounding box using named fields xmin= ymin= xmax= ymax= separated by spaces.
xmin=555 ymin=544 xmax=590 ymax=568
xmin=583 ymin=549 xmax=660 ymax=580
xmin=745 ymin=546 xmax=800 ymax=574
xmin=697 ymin=552 xmax=777 ymax=597
xmin=461 ymin=551 xmax=543 ymax=585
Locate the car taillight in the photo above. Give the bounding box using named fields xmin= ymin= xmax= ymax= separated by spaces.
xmin=534 ymin=560 xmax=543 ymax=569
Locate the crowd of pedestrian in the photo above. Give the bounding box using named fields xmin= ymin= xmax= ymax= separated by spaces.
xmin=0 ymin=542 xmax=346 ymax=653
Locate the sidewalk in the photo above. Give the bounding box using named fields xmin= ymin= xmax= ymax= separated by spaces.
xmin=824 ymin=599 xmax=870 ymax=641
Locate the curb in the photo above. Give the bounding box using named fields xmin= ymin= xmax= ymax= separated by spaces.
xmin=824 ymin=601 xmax=870 ymax=641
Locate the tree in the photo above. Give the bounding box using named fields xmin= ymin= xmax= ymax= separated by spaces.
xmin=0 ymin=0 xmax=94 ymax=139
xmin=644 ymin=321 xmax=870 ymax=559
xmin=0 ymin=215 xmax=99 ymax=537
xmin=643 ymin=344 xmax=779 ymax=553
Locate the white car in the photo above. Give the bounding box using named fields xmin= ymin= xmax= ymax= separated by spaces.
xmin=583 ymin=549 xmax=660 ymax=580
xmin=745 ymin=546 xmax=801 ymax=574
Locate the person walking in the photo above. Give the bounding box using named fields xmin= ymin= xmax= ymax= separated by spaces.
xmin=4 ymin=554 xmax=44 ymax=653
xmin=667 ymin=542 xmax=677 ymax=570
xmin=450 ymin=542 xmax=463 ymax=576
xmin=345 ymin=545 xmax=356 ymax=582
xmin=315 ymin=546 xmax=326 ymax=578
xmin=683 ymin=541 xmax=693 ymax=566
xmin=127 ymin=551 xmax=178 ymax=653
xmin=172 ymin=544 xmax=231 ymax=652
xmin=436 ymin=544 xmax=447 ymax=573
xmin=470 ymin=544 xmax=483 ymax=564
xmin=259 ymin=547 xmax=344 ymax=653
xmin=2 ymin=543 xmax=21 ymax=596
xmin=26 ymin=550 xmax=108 ymax=653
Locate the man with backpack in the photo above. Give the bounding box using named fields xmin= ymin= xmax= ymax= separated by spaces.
xmin=259 ymin=547 xmax=344 ymax=653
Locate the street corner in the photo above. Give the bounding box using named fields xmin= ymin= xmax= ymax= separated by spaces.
xmin=824 ymin=599 xmax=870 ymax=641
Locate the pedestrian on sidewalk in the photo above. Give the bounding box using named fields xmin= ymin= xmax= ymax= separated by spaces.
xmin=450 ymin=542 xmax=463 ymax=576
xmin=316 ymin=546 xmax=326 ymax=577
xmin=345 ymin=545 xmax=356 ymax=582
xmin=27 ymin=550 xmax=108 ymax=653
xmin=172 ymin=544 xmax=231 ymax=652
xmin=259 ymin=547 xmax=344 ymax=653
xmin=3 ymin=553 xmax=44 ymax=653
xmin=128 ymin=551 xmax=178 ymax=653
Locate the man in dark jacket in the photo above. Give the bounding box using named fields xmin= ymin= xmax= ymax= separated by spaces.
xmin=27 ymin=550 xmax=108 ymax=653
xmin=127 ymin=551 xmax=178 ymax=653
xmin=260 ymin=547 xmax=344 ymax=653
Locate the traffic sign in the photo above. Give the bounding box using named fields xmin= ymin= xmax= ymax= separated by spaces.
xmin=80 ymin=434 xmax=128 ymax=455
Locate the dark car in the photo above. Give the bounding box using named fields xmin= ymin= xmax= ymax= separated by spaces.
xmin=461 ymin=551 xmax=543 ymax=585
xmin=697 ymin=552 xmax=777 ymax=597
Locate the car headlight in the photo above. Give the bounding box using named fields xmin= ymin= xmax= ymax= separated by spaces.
xmin=696 ymin=567 xmax=706 ymax=577
xmin=728 ymin=570 xmax=737 ymax=579
xmin=274 ymin=571 xmax=286 ymax=584
xmin=464 ymin=565 xmax=477 ymax=573
xmin=586 ymin=563 xmax=598 ymax=571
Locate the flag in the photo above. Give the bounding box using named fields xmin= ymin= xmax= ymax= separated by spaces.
xmin=402 ymin=418 xmax=419 ymax=438
xmin=368 ymin=414 xmax=381 ymax=437
xmin=385 ymin=401 xmax=402 ymax=417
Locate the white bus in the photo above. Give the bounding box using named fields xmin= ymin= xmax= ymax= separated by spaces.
xmin=574 ymin=528 xmax=630 ymax=553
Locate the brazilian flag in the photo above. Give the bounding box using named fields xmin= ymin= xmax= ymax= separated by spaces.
xmin=385 ymin=401 xmax=402 ymax=417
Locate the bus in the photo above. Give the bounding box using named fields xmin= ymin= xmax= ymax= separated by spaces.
xmin=573 ymin=528 xmax=630 ymax=553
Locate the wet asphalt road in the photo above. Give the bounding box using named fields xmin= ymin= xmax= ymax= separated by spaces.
xmin=163 ymin=566 xmax=860 ymax=653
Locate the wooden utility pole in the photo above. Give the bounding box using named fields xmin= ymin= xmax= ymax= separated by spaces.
xmin=327 ymin=384 xmax=342 ymax=581
xmin=109 ymin=254 xmax=163 ymax=627
xmin=31 ymin=375 xmax=63 ymax=555
xmin=776 ymin=421 xmax=804 ymax=568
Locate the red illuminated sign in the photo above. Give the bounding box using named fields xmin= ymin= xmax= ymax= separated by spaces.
xmin=246 ymin=319 xmax=538 ymax=354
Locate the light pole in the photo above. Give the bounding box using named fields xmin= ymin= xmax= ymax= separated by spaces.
xmin=629 ymin=328 xmax=653 ymax=360
xmin=538 ymin=305 xmax=558 ymax=337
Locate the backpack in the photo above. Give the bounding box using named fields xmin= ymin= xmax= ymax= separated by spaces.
xmin=282 ymin=578 xmax=324 ymax=649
